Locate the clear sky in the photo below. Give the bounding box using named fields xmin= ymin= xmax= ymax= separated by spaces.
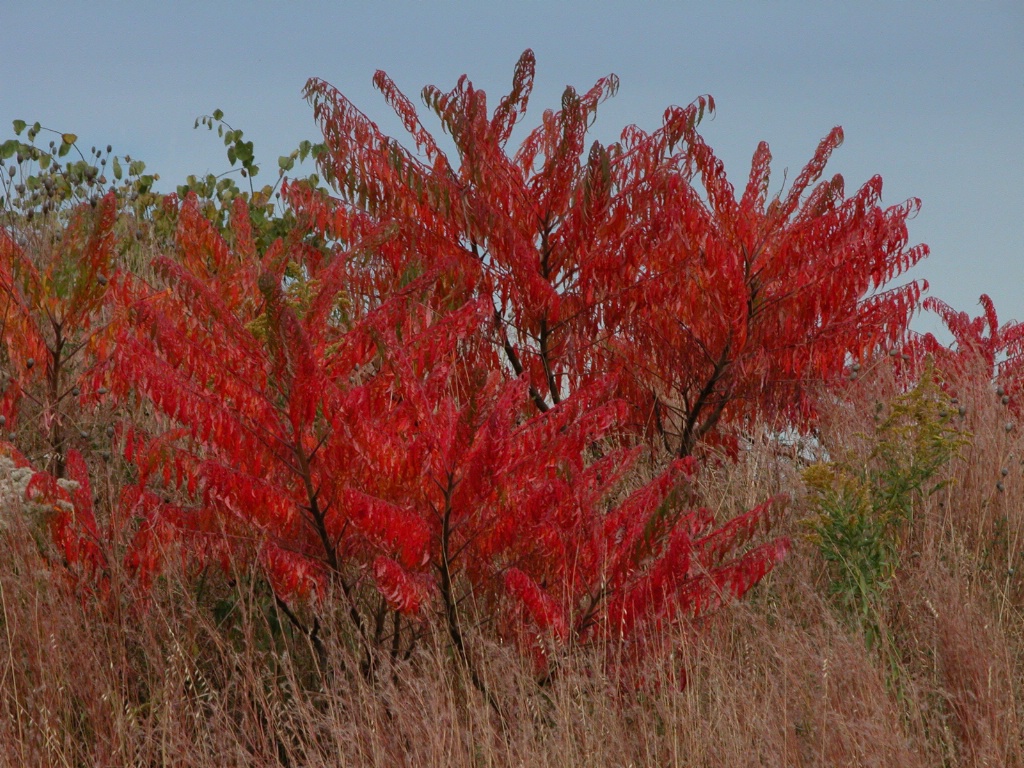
xmin=2 ymin=1 xmax=1021 ymax=339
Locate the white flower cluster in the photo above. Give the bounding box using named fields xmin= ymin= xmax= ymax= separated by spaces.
xmin=0 ymin=454 xmax=35 ymax=522
xmin=0 ymin=455 xmax=80 ymax=529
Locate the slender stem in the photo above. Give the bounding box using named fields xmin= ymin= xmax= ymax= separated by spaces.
xmin=538 ymin=316 xmax=562 ymax=407
xmin=537 ymin=222 xmax=562 ymax=406
xmin=679 ymin=342 xmax=732 ymax=457
xmin=46 ymin=324 xmax=66 ymax=477
xmin=274 ymin=593 xmax=328 ymax=673
xmin=494 ymin=308 xmax=551 ymax=413
xmin=437 ymin=474 xmax=503 ymax=716
xmin=294 ymin=436 xmax=374 ymax=673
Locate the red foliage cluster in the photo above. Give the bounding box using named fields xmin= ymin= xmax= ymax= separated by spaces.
xmin=0 ymin=193 xmax=115 ymax=579
xmin=302 ymin=49 xmax=927 ymax=457
xmin=921 ymin=294 xmax=1024 ymax=403
xmin=103 ymin=195 xmax=789 ymax=662
xmin=0 ymin=52 xmax=934 ymax=670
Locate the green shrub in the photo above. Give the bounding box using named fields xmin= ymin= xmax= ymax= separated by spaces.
xmin=804 ymin=361 xmax=968 ymax=648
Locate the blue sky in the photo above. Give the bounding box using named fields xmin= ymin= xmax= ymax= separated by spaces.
xmin=2 ymin=1 xmax=1021 ymax=339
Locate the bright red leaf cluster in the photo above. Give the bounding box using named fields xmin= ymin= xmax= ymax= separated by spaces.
xmin=104 ymin=193 xmax=789 ymax=667
xmin=919 ymin=294 xmax=1024 ymax=415
xmin=0 ymin=51 xmax=937 ymax=676
xmin=301 ymin=49 xmax=928 ymax=457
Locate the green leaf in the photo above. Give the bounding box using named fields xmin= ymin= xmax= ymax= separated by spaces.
xmin=61 ymin=133 xmax=77 ymax=146
xmin=235 ymin=141 xmax=254 ymax=165
xmin=227 ymin=146 xmax=237 ymax=166
xmin=12 ymin=120 xmax=26 ymax=136
xmin=212 ymin=108 xmax=224 ymax=121
xmin=57 ymin=142 xmax=71 ymax=158
xmin=0 ymin=139 xmax=17 ymax=159
xmin=112 ymin=157 xmax=123 ymax=181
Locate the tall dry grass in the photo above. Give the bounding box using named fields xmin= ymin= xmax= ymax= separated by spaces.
xmin=2 ymin=357 xmax=1022 ymax=766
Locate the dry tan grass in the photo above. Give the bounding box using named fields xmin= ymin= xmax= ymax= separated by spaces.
xmin=2 ymin=357 xmax=1023 ymax=766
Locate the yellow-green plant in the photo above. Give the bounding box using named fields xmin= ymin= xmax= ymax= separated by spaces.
xmin=804 ymin=362 xmax=968 ymax=647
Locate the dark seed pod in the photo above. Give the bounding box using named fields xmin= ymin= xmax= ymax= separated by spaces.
xmin=1001 ymin=467 xmax=1009 ymax=477
xmin=1002 ymin=396 xmax=1010 ymax=405
xmin=98 ymin=386 xmax=108 ymax=395
xmin=997 ymin=386 xmax=1006 ymax=397
xmin=997 ymin=481 xmax=1005 ymax=493
xmin=25 ymin=358 xmax=34 ymax=369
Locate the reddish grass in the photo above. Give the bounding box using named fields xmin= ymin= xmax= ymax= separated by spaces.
xmin=2 ymin=360 xmax=1022 ymax=766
